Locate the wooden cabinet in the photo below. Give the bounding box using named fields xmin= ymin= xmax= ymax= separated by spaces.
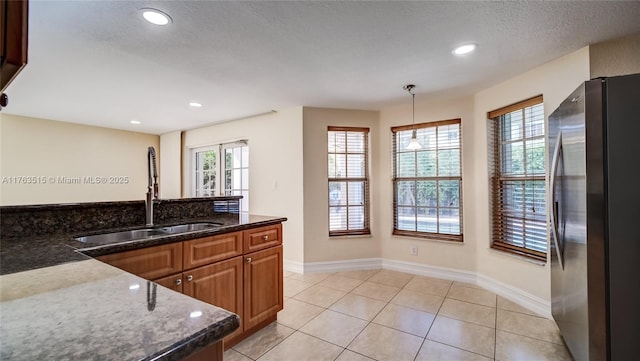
xmin=97 ymin=223 xmax=283 ymax=350
xmin=183 ymin=231 xmax=242 ymax=269
xmin=154 ymin=273 xmax=183 ymax=293
xmin=97 ymin=243 xmax=182 ymax=280
xmin=183 ymin=256 xmax=244 ymax=340
xmin=1 ymin=0 xmax=29 ymax=94
xmin=243 ymin=224 xmax=282 ymax=253
xmin=243 ymin=245 xmax=283 ymax=330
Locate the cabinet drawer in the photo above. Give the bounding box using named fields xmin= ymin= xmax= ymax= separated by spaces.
xmin=243 ymin=224 xmax=282 ymax=253
xmin=97 ymin=243 xmax=182 ymax=280
xmin=184 ymin=232 xmax=243 ymax=270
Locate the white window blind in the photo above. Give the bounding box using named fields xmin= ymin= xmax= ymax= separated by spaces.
xmin=488 ymin=96 xmax=546 ymax=261
xmin=328 ymin=127 xmax=370 ymax=236
xmin=392 ymin=119 xmax=463 ymax=242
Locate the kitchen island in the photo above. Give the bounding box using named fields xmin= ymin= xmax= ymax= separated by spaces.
xmin=0 ymin=198 xmax=286 ymax=360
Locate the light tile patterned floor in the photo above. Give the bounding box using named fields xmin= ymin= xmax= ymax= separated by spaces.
xmin=226 ymin=269 xmax=573 ymax=361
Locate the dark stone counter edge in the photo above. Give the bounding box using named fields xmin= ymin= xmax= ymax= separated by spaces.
xmin=148 ymin=314 xmax=240 ymax=361
xmin=0 ymin=196 xmax=242 ymax=213
xmin=1 ymin=211 xmax=283 ymax=361
xmin=77 ymin=217 xmax=288 ymax=257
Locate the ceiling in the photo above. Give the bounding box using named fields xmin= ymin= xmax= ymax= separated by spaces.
xmin=4 ymin=1 xmax=640 ymax=135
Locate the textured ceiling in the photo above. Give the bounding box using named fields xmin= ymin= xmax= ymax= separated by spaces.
xmin=4 ymin=1 xmax=640 ymax=134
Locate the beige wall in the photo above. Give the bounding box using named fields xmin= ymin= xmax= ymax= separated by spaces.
xmin=302 ymin=107 xmax=381 ymax=262
xmin=471 ymin=47 xmax=590 ymax=300
xmin=378 ymin=96 xmax=478 ymax=271
xmin=0 ymin=114 xmax=159 ymax=205
xmin=159 ymin=131 xmax=182 ymax=199
xmin=179 ymin=107 xmax=305 ymax=263
xmin=590 ymin=32 xmax=640 ymax=78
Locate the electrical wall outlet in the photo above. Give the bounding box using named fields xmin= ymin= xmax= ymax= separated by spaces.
xmin=410 ymin=246 xmax=418 ymax=256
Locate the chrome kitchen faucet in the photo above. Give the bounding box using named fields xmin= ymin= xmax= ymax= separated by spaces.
xmin=146 ymin=146 xmax=159 ymax=226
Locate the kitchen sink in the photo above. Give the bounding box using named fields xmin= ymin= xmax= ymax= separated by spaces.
xmin=159 ymin=222 xmax=223 ymax=234
xmin=74 ymin=222 xmax=224 ymax=245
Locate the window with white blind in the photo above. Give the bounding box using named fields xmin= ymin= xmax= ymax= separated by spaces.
xmin=328 ymin=127 xmax=370 ymax=236
xmin=391 ymin=119 xmax=463 ymax=242
xmin=191 ymin=141 xmax=249 ymax=215
xmin=488 ymin=96 xmax=546 ymax=261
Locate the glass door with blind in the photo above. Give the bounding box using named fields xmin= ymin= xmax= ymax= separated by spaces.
xmin=223 ymin=142 xmax=249 ymax=215
xmin=191 ymin=141 xmax=249 ymax=215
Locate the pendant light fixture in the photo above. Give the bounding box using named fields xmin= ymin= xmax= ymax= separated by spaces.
xmin=404 ymin=84 xmax=422 ymax=150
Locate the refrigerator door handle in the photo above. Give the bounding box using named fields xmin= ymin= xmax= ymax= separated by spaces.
xmin=550 ymin=132 xmax=564 ymax=269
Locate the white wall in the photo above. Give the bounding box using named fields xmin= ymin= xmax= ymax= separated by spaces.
xmin=590 ymin=32 xmax=640 ymax=78
xmin=302 ymin=107 xmax=381 ymax=262
xmin=159 ymin=131 xmax=182 ymax=199
xmin=178 ymin=107 xmax=305 ymax=263
xmin=471 ymin=47 xmax=590 ymax=300
xmin=0 ymin=114 xmax=159 ymax=205
xmin=379 ymin=96 xmax=478 ymax=272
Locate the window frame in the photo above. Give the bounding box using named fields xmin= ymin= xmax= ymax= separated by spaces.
xmin=391 ymin=118 xmax=463 ymax=242
xmin=488 ymin=95 xmax=547 ymax=262
xmin=327 ymin=126 xmax=371 ymax=237
xmin=190 ymin=140 xmax=249 ymax=215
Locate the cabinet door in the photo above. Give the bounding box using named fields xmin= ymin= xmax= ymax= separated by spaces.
xmin=243 ymin=245 xmax=283 ymax=331
xmin=154 ymin=273 xmax=183 ymax=293
xmin=97 ymin=243 xmax=182 ymax=280
xmin=183 ymin=256 xmax=243 ymax=338
xmin=183 ymin=232 xmax=243 ymax=270
xmin=0 ymin=0 xmax=28 ymax=92
xmin=243 ymin=224 xmax=282 ymax=253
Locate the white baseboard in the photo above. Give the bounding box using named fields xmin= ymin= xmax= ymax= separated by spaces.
xmin=477 ymin=273 xmax=552 ymax=319
xmin=303 ymin=258 xmax=382 ymax=273
xmin=286 ymin=257 xmax=552 ymax=319
xmin=381 ymin=259 xmax=476 ymax=284
xmin=283 ymin=259 xmax=304 ymax=274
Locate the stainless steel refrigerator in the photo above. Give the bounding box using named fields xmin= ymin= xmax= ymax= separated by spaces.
xmin=549 ymin=73 xmax=640 ymax=361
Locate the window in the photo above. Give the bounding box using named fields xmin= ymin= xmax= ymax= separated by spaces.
xmin=488 ymin=96 xmax=546 ymax=261
xmin=327 ymin=127 xmax=370 ymax=236
xmin=191 ymin=141 xmax=249 ymax=214
xmin=391 ymin=119 xmax=463 ymax=242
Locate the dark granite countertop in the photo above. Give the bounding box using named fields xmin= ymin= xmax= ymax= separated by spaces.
xmin=1 ymin=213 xmax=286 ymax=274
xmin=0 ymin=212 xmax=286 ymax=361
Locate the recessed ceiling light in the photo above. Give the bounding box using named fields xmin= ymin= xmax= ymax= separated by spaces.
xmin=189 ymin=102 xmax=202 ymax=108
xmin=141 ymin=8 xmax=172 ymax=26
xmin=130 ymin=120 xmax=141 ymax=125
xmin=452 ymin=43 xmax=477 ymax=56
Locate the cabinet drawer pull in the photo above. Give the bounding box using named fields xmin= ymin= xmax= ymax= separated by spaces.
xmin=246 ymin=257 xmax=252 ymax=263
xmin=186 ymin=275 xmax=193 ymax=282
xmin=262 ymin=235 xmax=269 ymax=241
xmin=175 ymin=278 xmax=182 ymax=286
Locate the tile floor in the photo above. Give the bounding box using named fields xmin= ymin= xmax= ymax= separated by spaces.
xmin=224 ymin=269 xmax=573 ymax=361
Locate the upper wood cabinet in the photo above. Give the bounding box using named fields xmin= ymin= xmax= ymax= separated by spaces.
xmin=1 ymin=0 xmax=28 ymax=93
xmin=97 ymin=243 xmax=182 ymax=280
xmin=243 ymin=224 xmax=282 ymax=253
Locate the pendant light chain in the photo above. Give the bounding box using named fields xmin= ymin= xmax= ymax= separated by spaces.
xmin=403 ymin=84 xmax=422 ymax=150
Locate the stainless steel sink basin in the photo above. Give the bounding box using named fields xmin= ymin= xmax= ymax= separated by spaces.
xmin=75 ymin=228 xmax=168 ymax=245
xmin=160 ymin=222 xmax=223 ymax=234
xmin=75 ymin=222 xmax=223 ymax=245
